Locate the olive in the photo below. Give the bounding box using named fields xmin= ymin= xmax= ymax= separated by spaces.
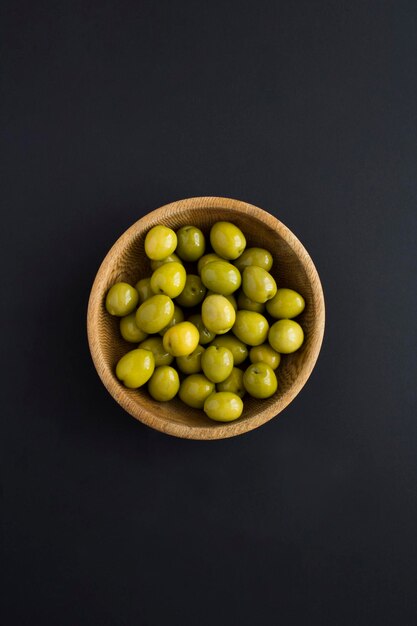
xmin=249 ymin=344 xmax=281 ymax=370
xmin=150 ymin=262 xmax=186 ymax=299
xmin=176 ymin=345 xmax=205 ymax=375
xmin=179 ymin=374 xmax=215 ymax=409
xmin=175 ymin=274 xmax=206 ymax=307
xmin=268 ymin=319 xmax=304 ymax=353
xmin=242 ymin=266 xmax=277 ymax=303
xmin=210 ymin=334 xmax=248 ymax=365
xmin=106 ymin=282 xmax=138 ymax=316
xmin=266 ymin=288 xmax=305 ymax=319
xmin=135 ymin=277 xmax=155 ymax=303
xmin=232 ymin=310 xmax=269 ymax=346
xmin=233 ymin=247 xmax=273 ymax=273
xmin=217 ymin=368 xmax=246 ymax=398
xmin=162 ymin=321 xmax=200 ymax=357
xmin=210 ymin=222 xmax=246 ymax=260
xmin=138 ymin=336 xmax=174 ymax=366
xmin=135 ymin=294 xmax=174 ymax=334
xmin=203 ymin=392 xmax=243 ymax=421
xmin=200 ymin=260 xmax=241 ymax=295
xmin=201 ymin=294 xmax=236 ymax=335
xmin=201 ymin=345 xmax=234 ymax=383
xmin=243 ymin=362 xmax=278 ymax=399
xmin=187 ymin=314 xmax=216 ymax=345
xmin=116 ymin=348 xmax=155 ymax=388
xmin=144 ymin=225 xmax=177 ymax=260
xmin=119 ymin=312 xmax=148 ymax=343
xmin=176 ymin=225 xmax=206 ymax=261
xmin=148 ymin=366 xmax=180 ymax=401
xmin=237 ymin=291 xmax=266 ymax=313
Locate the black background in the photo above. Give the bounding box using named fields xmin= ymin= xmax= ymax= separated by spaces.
xmin=2 ymin=1 xmax=417 ymax=625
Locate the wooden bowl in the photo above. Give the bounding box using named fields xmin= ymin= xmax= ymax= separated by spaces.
xmin=87 ymin=197 xmax=325 ymax=440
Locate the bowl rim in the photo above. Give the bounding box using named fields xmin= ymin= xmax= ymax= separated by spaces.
xmin=87 ymin=196 xmax=325 ymax=440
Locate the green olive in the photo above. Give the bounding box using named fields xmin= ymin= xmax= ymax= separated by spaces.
xmin=138 ymin=336 xmax=174 ymax=366
xmin=158 ymin=305 xmax=184 ymax=336
xmin=210 ymin=334 xmax=248 ymax=365
xmin=162 ymin=321 xmax=200 ymax=357
xmin=144 ymin=225 xmax=177 ymax=260
xmin=150 ymin=262 xmax=186 ymax=299
xmin=207 ymin=291 xmax=237 ymax=310
xmin=148 ymin=366 xmax=180 ymax=401
xmin=116 ymin=348 xmax=155 ymax=388
xmin=217 ymin=368 xmax=246 ymax=398
xmin=176 ymin=225 xmax=206 ymax=261
xmin=150 ymin=253 xmax=183 ymax=272
xmin=201 ymin=345 xmax=234 ymax=383
xmin=210 ymin=222 xmax=246 ymax=260
xmin=232 ymin=310 xmax=269 ymax=346
xmin=268 ymin=319 xmax=304 ymax=353
xmin=135 ymin=294 xmax=174 ymax=334
xmin=201 ymin=261 xmax=241 ymax=295
xmin=201 ymin=294 xmax=236 ymax=335
xmin=105 ymin=282 xmax=139 ymax=316
xmin=119 ymin=312 xmax=148 ymax=343
xmin=203 ymin=391 xmax=243 ymax=422
xmin=242 ymin=267 xmax=277 ymax=303
xmin=233 ymin=247 xmax=273 ymax=273
xmin=243 ymin=362 xmax=277 ymax=399
xmin=179 ymin=374 xmax=215 ymax=409
xmin=237 ymin=291 xmax=266 ymax=313
xmin=175 ymin=274 xmax=206 ymax=307
xmin=135 ymin=277 xmax=155 ymax=303
xmin=176 ymin=345 xmax=205 ymax=375
xmin=197 ymin=253 xmax=222 ymax=274
xmin=266 ymin=288 xmax=305 ymax=319
xmin=249 ymin=344 xmax=281 ymax=369
xmin=187 ymin=314 xmax=216 ymax=345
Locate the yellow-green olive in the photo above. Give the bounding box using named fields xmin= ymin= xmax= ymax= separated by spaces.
xmin=249 ymin=344 xmax=281 ymax=369
xmin=232 ymin=310 xmax=269 ymax=346
xmin=119 ymin=312 xmax=148 ymax=343
xmin=200 ymin=261 xmax=241 ymax=295
xmin=150 ymin=262 xmax=186 ymax=298
xmin=268 ymin=319 xmax=304 ymax=353
xmin=233 ymin=247 xmax=273 ymax=273
xmin=138 ymin=336 xmax=174 ymax=366
xmin=266 ymin=288 xmax=305 ymax=319
xmin=210 ymin=222 xmax=246 ymax=260
xmin=176 ymin=345 xmax=205 ymax=375
xmin=210 ymin=334 xmax=248 ymax=365
xmin=237 ymin=291 xmax=266 ymax=313
xmin=148 ymin=366 xmax=180 ymax=401
xmin=116 ymin=348 xmax=155 ymax=388
xmin=203 ymin=391 xmax=243 ymax=421
xmin=144 ymin=225 xmax=177 ymax=260
xmin=201 ymin=294 xmax=236 ymax=335
xmin=217 ymin=367 xmax=246 ymax=398
xmin=135 ymin=277 xmax=155 ymax=303
xmin=243 ymin=362 xmax=277 ymax=398
xmin=179 ymin=374 xmax=215 ymax=409
xmin=162 ymin=321 xmax=200 ymax=357
xmin=176 ymin=225 xmax=206 ymax=261
xmin=242 ymin=266 xmax=277 ymax=303
xmin=207 ymin=291 xmax=237 ymax=310
xmin=201 ymin=345 xmax=234 ymax=383
xmin=106 ymin=282 xmax=139 ymax=316
xmin=175 ymin=274 xmax=206 ymax=307
xmin=135 ymin=294 xmax=174 ymax=334
xmin=159 ymin=305 xmax=185 ymax=336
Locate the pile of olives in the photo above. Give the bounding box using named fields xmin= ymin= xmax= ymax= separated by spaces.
xmin=105 ymin=222 xmax=306 ymax=422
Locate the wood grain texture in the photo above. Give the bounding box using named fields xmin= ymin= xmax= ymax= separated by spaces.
xmin=87 ymin=197 xmax=325 ymax=439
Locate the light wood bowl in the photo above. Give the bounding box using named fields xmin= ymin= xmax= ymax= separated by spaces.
xmin=87 ymin=197 xmax=325 ymax=440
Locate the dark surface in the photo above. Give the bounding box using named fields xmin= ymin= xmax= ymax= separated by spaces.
xmin=2 ymin=1 xmax=417 ymax=625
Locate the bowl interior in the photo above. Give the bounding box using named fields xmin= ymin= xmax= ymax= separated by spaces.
xmin=88 ymin=198 xmax=324 ymax=439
